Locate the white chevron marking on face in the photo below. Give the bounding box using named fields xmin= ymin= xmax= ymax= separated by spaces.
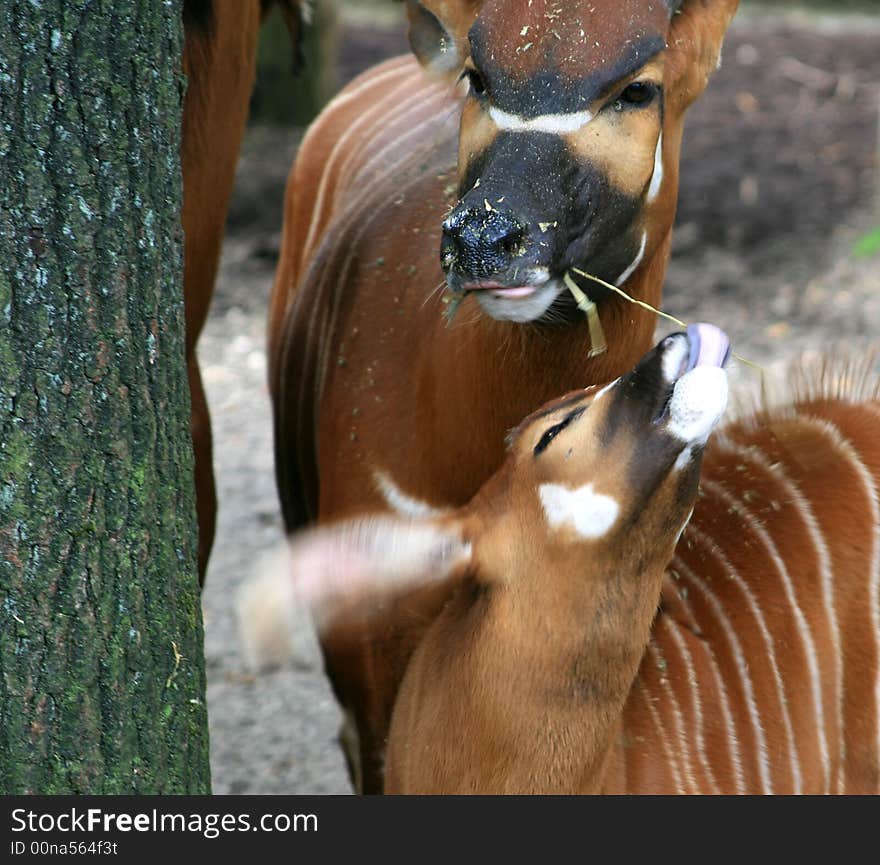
xmin=489 ymin=106 xmax=594 ymax=135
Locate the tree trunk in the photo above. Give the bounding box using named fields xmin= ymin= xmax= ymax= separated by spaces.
xmin=0 ymin=0 xmax=209 ymax=793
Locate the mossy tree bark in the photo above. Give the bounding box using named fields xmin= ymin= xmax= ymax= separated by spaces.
xmin=0 ymin=1 xmax=210 ymax=793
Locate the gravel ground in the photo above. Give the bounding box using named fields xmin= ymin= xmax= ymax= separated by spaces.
xmin=200 ymin=8 xmax=880 ymax=794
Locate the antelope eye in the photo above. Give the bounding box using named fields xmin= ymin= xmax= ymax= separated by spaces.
xmin=534 ymin=408 xmax=586 ymax=457
xmin=613 ymin=81 xmax=658 ymax=111
xmin=461 ymin=67 xmax=487 ymax=97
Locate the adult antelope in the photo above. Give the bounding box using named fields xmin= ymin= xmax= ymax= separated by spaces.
xmin=182 ymin=0 xmax=303 ymax=579
xmin=245 ymin=324 xmax=880 ymax=794
xmin=269 ymin=0 xmax=739 ymax=789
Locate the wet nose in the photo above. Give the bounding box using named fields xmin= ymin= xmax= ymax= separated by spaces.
xmin=441 ymin=206 xmax=525 ymax=279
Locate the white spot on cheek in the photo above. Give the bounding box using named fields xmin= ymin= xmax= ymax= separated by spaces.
xmin=374 ymin=470 xmax=444 ymax=518
xmin=539 ymin=483 xmax=620 ymax=539
xmin=489 ymin=106 xmax=594 ymax=135
xmin=615 ymin=230 xmax=648 ymax=286
xmin=646 ymin=132 xmax=664 ymax=203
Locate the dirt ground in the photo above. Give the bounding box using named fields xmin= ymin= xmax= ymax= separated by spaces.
xmin=199 ymin=6 xmax=880 ymax=794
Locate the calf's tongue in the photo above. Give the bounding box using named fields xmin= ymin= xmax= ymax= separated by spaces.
xmin=686 ymin=323 xmax=731 ymax=372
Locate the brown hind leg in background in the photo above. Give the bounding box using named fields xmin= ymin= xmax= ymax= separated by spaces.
xmin=181 ymin=0 xmax=303 ymax=580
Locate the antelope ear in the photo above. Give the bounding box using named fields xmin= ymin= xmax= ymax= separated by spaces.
xmin=666 ymin=0 xmax=739 ymax=109
xmin=237 ymin=515 xmax=471 ymax=671
xmin=262 ymin=0 xmax=310 ymax=76
xmin=404 ymin=0 xmax=477 ymax=76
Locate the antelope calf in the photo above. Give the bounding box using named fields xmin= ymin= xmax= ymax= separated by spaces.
xmin=269 ymin=0 xmax=739 ymax=788
xmin=244 ymin=325 xmax=880 ymax=794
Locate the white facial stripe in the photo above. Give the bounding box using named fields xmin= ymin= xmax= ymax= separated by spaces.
xmin=489 ymin=105 xmax=594 ymax=135
xmin=374 ymin=470 xmax=444 ymax=519
xmin=646 ymin=132 xmax=664 ymax=203
xmin=666 ymin=367 xmax=729 ymax=446
xmin=591 ymin=377 xmax=620 ymax=403
xmin=539 ymin=483 xmax=620 ymax=540
xmin=616 ymin=230 xmax=648 ymax=286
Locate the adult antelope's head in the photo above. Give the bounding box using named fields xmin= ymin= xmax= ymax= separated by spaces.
xmin=406 ymin=0 xmax=739 ymax=323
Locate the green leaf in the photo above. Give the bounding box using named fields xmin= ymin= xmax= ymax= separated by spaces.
xmin=853 ymin=228 xmax=880 ymax=259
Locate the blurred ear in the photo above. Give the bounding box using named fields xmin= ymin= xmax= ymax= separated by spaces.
xmin=261 ymin=0 xmax=309 ymax=76
xmin=405 ymin=0 xmax=480 ymax=77
xmin=237 ymin=516 xmax=471 ymax=670
xmin=666 ymin=0 xmax=740 ymax=110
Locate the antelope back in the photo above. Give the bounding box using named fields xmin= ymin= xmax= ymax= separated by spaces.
xmin=267 ymin=57 xmax=457 ymax=379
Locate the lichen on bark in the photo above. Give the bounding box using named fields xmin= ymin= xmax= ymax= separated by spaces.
xmin=0 ymin=0 xmax=209 ymax=793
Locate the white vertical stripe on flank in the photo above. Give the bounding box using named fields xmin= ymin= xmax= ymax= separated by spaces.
xmin=303 ymin=71 xmax=427 ymax=419
xmin=804 ymin=414 xmax=880 ymax=786
xmin=717 ymin=436 xmax=841 ymax=792
xmin=635 ymin=677 xmax=685 ymax=793
xmin=311 ymin=93 xmax=456 ymax=415
xmin=659 ymin=615 xmax=721 ymax=793
xmin=301 ymin=63 xmax=419 ymax=267
xmin=701 ymin=479 xmax=815 ymax=793
xmin=670 ymin=554 xmax=747 ymax=793
xmin=647 ymin=638 xmax=699 ymax=793
xmin=682 ymin=524 xmax=776 ymax=792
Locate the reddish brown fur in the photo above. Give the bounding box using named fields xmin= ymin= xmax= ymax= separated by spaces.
xmin=384 ymin=369 xmax=880 ymax=793
xmin=269 ymin=0 xmax=738 ymax=790
xmin=472 ymin=0 xmax=670 ymax=80
xmin=242 ymin=351 xmax=880 ymax=792
xmin=183 ymin=1 xmax=301 ymax=579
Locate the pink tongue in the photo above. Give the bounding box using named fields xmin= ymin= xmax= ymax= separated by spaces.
xmin=491 ymin=286 xmax=536 ymax=298
xmin=686 ymin=323 xmax=731 ymax=371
